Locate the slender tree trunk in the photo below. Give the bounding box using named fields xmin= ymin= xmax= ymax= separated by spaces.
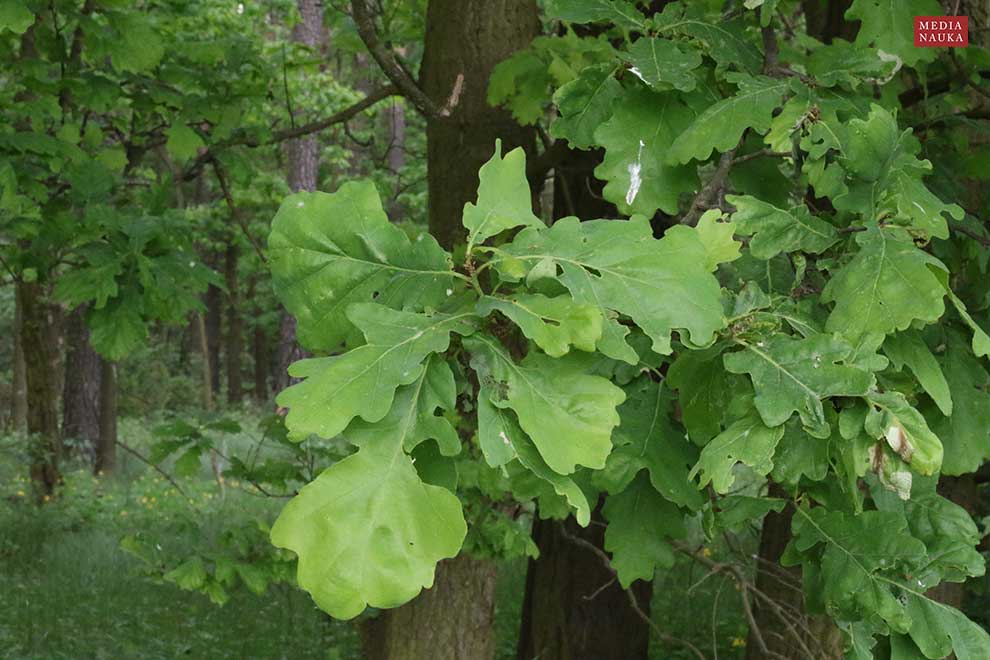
xmin=12 ymin=289 xmax=27 ymax=431
xmin=205 ymin=281 xmax=222 ymax=395
xmin=17 ymin=281 xmax=62 ymax=498
xmin=361 ymin=3 xmax=539 ymax=658
xmin=224 ymin=241 xmax=243 ymax=404
xmin=275 ymin=310 xmax=304 ymax=394
xmin=517 ymin=511 xmax=652 ymax=660
xmin=62 ymin=305 xmax=101 ymax=463
xmin=384 ymin=99 xmax=406 ymax=219
xmin=195 ymin=313 xmax=214 ymax=411
xmin=252 ymin=317 xmax=270 ymax=403
xmin=95 ymin=359 xmax=116 ymax=474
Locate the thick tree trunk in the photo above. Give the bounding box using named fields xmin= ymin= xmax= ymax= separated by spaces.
xmin=517 ymin=512 xmax=652 ymax=660
xmin=12 ymin=289 xmax=28 ymax=431
xmin=745 ymin=485 xmax=842 ymax=660
xmin=275 ymin=310 xmax=304 ymax=394
xmin=194 ymin=314 xmax=214 ymax=411
xmin=62 ymin=305 xmax=101 ymax=463
xmin=420 ymin=0 xmax=539 ymax=249
xmin=361 ymin=555 xmax=497 ymax=660
xmin=360 ymin=3 xmax=539 ymax=657
xmin=95 ymin=359 xmax=117 ymax=474
xmin=17 ymin=281 xmax=62 ymax=498
xmin=224 ymin=241 xmax=243 ymax=404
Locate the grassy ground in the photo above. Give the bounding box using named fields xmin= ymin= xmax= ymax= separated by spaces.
xmin=0 ymin=415 xmax=744 ymax=660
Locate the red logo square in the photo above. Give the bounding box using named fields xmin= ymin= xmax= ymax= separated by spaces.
xmin=914 ymin=16 xmax=969 ymax=47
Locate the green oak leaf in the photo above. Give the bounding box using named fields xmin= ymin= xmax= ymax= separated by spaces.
xmin=277 ymin=305 xmax=476 ymax=441
xmin=846 ymin=0 xmax=942 ymax=68
xmin=654 ymin=5 xmax=763 ymax=74
xmin=669 ymin=74 xmax=788 ymax=164
xmin=269 ymin=182 xmax=454 ymax=351
xmin=883 ymin=330 xmax=952 ymax=416
xmin=545 ymin=0 xmax=647 ymax=29
xmin=476 ymin=392 xmax=519 ymax=468
xmin=463 ymin=140 xmax=542 ymax=251
xmin=667 ymin=344 xmax=734 ymax=444
xmin=270 ymin=434 xmax=465 ymax=619
xmin=346 ymin=356 xmax=461 ymax=457
xmin=689 ymin=414 xmax=785 ymax=493
xmin=593 ymin=87 xmax=697 ymax=216
xmin=624 ymin=37 xmax=701 ymax=91
xmin=725 ymin=334 xmax=874 ymax=437
xmin=491 ymin=405 xmax=591 ymax=526
xmin=466 ymin=333 xmax=624 ymax=475
xmin=551 ymin=64 xmax=622 ymax=150
xmin=88 ymin=298 xmax=147 ymax=361
xmin=771 ymin=419 xmax=831 ymax=485
xmin=904 ymin=592 xmax=990 ymax=660
xmin=712 ymin=495 xmax=786 ymax=532
xmin=695 ymin=210 xmax=741 ymax=270
xmin=945 ymin=288 xmax=990 ymax=358
xmin=726 ymin=194 xmax=838 ymax=259
xmin=822 ymin=224 xmax=947 ymax=350
xmin=500 ymin=216 xmax=726 ymax=361
xmin=927 ymin=332 xmax=990 ymax=476
xmin=476 ymin=293 xmax=602 ymax=357
xmin=596 ymin=377 xmax=703 ymax=510
xmin=866 ymin=390 xmax=943 ymax=476
xmin=787 ymin=507 xmax=927 ymax=633
xmin=603 ymin=472 xmax=685 ymax=587
xmin=165 ymin=124 xmax=204 ymax=162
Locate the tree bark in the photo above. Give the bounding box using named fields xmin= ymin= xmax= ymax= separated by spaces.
xmin=358 ymin=2 xmax=539 ymax=657
xmin=62 ymin=305 xmax=101 ymax=463
xmin=287 ymin=0 xmax=326 ymax=194
xmin=420 ymin=0 xmax=539 ymax=249
xmin=224 ymin=241 xmax=243 ymax=404
xmin=275 ymin=310 xmax=304 ymax=394
xmin=361 ymin=555 xmax=497 ymax=660
xmin=517 ymin=512 xmax=652 ymax=660
xmin=17 ymin=281 xmax=62 ymax=498
xmin=194 ymin=313 xmax=214 ymax=411
xmin=95 ymin=358 xmax=117 ymax=474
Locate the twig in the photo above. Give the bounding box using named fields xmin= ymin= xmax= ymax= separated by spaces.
xmin=210 ymin=160 xmax=268 ymax=264
xmin=681 ymin=144 xmax=739 ymax=226
xmin=350 ymin=0 xmax=444 ymax=117
xmin=115 ymin=440 xmax=187 ymax=497
xmin=732 ymin=149 xmax=791 ymax=164
xmin=558 ymin=524 xmax=707 ymax=660
xmin=181 ymin=85 xmax=396 ymax=181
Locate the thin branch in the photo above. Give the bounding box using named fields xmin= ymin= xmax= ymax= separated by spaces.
xmin=211 ymin=160 xmax=268 ymax=264
xmin=558 ymin=524 xmax=708 ymax=660
xmin=733 ymin=149 xmax=791 ymax=164
xmin=681 ymin=144 xmax=739 ymax=226
xmin=181 ymin=84 xmax=396 ymax=181
xmin=350 ymin=0 xmax=443 ymax=117
xmin=116 ymin=440 xmax=188 ymax=497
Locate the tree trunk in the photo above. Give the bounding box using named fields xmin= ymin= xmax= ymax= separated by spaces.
xmin=275 ymin=310 xmax=304 ymax=395
xmin=194 ymin=314 xmax=214 ymax=411
xmin=62 ymin=305 xmax=101 ymax=463
xmin=359 ymin=2 xmax=539 ymax=657
xmin=224 ymin=241 xmax=243 ymax=404
xmin=287 ymin=0 xmax=326 ymax=194
xmin=205 ymin=281 xmax=222 ymax=395
xmin=745 ymin=485 xmax=842 ymax=660
xmin=95 ymin=358 xmax=117 ymax=474
xmin=384 ymin=99 xmax=406 ymax=219
xmin=361 ymin=555 xmax=497 ymax=660
xmin=12 ymin=288 xmax=27 ymax=431
xmin=517 ymin=512 xmax=652 ymax=660
xmin=420 ymin=0 xmax=539 ymax=249
xmin=17 ymin=281 xmax=62 ymax=498
xmin=252 ymin=317 xmax=270 ymax=403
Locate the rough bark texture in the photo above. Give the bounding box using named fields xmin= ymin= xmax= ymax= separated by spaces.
xmin=95 ymin=359 xmax=117 ymax=474
xmin=62 ymin=305 xmax=100 ymax=463
xmin=420 ymin=0 xmax=539 ymax=249
xmin=361 ymin=555 xmax=497 ymax=660
xmin=194 ymin=313 xmax=214 ymax=411
xmin=517 ymin=512 xmax=652 ymax=660
xmin=745 ymin=485 xmax=842 ymax=660
xmin=18 ymin=281 xmax=62 ymax=497
xmin=224 ymin=241 xmax=243 ymax=403
xmin=287 ymin=0 xmax=326 ymax=194
xmin=275 ymin=310 xmax=304 ymax=394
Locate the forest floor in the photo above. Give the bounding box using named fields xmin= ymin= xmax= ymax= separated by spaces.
xmin=0 ymin=415 xmax=746 ymax=660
